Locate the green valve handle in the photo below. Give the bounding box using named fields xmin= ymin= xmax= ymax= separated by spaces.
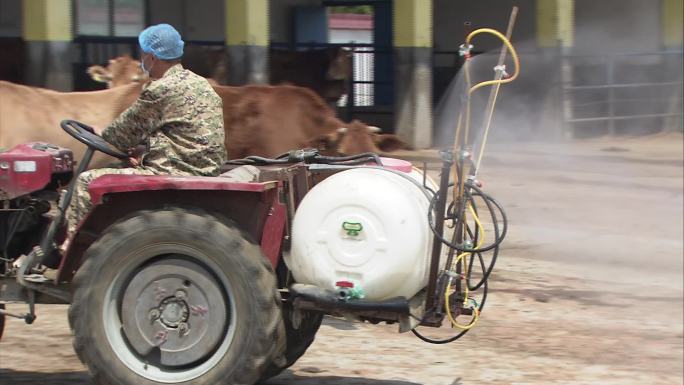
xmin=342 ymin=221 xmax=363 ymax=237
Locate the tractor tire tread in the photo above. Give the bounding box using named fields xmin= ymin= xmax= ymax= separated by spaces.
xmin=69 ymin=207 xmax=285 ymax=385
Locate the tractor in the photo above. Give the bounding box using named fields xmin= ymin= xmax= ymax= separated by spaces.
xmin=0 ymin=118 xmax=506 ymax=385
xmin=0 ymin=20 xmax=518 ymax=384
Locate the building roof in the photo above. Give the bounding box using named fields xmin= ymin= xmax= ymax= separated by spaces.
xmin=329 ymin=13 xmax=373 ymax=30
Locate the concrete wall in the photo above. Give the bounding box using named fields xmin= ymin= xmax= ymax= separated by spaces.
xmin=147 ymin=0 xmax=328 ymax=43
xmin=0 ymin=0 xmax=21 ymax=37
xmin=149 ymin=0 xmax=224 ymax=41
xmin=434 ymin=0 xmax=663 ymax=54
xmin=329 ymin=29 xmax=372 ymax=44
xmin=433 ymin=0 xmax=536 ymax=52
xmin=270 ymin=0 xmax=320 ymax=43
xmin=574 ymin=0 xmax=660 ymax=54
xmin=432 ymin=0 xmax=545 ymax=144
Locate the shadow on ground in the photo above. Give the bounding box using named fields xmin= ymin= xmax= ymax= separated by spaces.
xmin=0 ymin=369 xmax=424 ymax=385
xmin=263 ymin=371 xmax=423 ymax=385
xmin=321 ymin=317 xmax=359 ymax=330
xmin=0 ymin=370 xmax=93 ymax=385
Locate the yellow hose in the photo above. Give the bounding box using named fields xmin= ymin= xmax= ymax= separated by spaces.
xmin=465 ymin=28 xmax=520 ymax=94
xmin=452 ymin=28 xmax=519 ymax=209
xmin=444 ymin=203 xmax=486 ymax=330
xmin=454 ymin=28 xmax=520 ymax=172
xmin=444 ymin=27 xmax=519 ymax=332
xmin=445 ymin=253 xmax=479 ymax=330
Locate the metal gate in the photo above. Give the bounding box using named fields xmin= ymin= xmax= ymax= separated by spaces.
xmin=72 ymin=36 xmax=225 ymax=91
xmin=560 ymin=51 xmax=684 ymax=137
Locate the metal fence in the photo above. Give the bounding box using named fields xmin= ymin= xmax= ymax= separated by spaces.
xmin=560 ymin=51 xmax=684 ymax=137
xmin=342 ymin=46 xmax=374 ymax=107
xmin=269 ymin=42 xmax=394 ymax=124
xmin=73 ymin=35 xmax=224 ymax=90
xmin=74 ymin=39 xmax=395 ymax=124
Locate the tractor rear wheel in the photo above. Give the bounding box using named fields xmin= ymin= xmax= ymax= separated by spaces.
xmin=261 ymin=306 xmax=323 ymax=379
xmin=0 ymin=303 xmax=5 ymax=341
xmin=69 ymin=208 xmax=285 ymax=385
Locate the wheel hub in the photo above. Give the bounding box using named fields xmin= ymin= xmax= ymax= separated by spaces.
xmin=158 ymin=296 xmax=189 ymax=328
xmin=120 ymin=259 xmax=228 ymax=367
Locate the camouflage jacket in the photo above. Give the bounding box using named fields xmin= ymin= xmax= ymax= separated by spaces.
xmin=102 ymin=64 xmax=226 ymax=176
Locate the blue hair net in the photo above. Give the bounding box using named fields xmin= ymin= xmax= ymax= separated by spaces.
xmin=138 ymin=24 xmax=184 ymax=60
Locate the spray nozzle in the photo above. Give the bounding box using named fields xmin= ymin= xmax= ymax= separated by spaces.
xmin=458 ymin=44 xmax=474 ymax=58
xmin=493 ymin=64 xmax=509 ymax=78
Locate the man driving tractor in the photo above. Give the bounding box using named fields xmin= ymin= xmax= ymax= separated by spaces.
xmin=64 ymin=24 xmax=226 ymax=239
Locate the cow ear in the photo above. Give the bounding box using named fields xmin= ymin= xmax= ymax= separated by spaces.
xmin=373 ymin=134 xmax=408 ymax=152
xmin=87 ymin=65 xmax=113 ymax=83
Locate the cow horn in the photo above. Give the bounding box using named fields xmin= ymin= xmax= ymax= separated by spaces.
xmin=92 ymin=72 xmax=113 ymax=82
xmin=337 ymin=127 xmax=348 ymax=134
xmin=367 ymin=125 xmax=381 ymax=133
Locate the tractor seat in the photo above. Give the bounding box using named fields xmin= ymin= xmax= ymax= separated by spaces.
xmin=218 ymin=165 xmax=260 ymax=182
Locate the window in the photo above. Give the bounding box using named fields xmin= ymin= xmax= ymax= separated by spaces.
xmin=327 ymin=5 xmax=375 ymax=107
xmin=75 ymin=0 xmax=144 ymax=37
xmin=114 ymin=0 xmax=145 ymax=37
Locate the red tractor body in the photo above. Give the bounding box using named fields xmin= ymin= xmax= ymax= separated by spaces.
xmin=0 ymin=126 xmax=504 ymax=385
xmin=0 ymin=143 xmax=73 ymax=199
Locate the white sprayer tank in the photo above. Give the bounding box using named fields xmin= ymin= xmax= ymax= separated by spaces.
xmin=286 ymin=162 xmax=437 ymax=301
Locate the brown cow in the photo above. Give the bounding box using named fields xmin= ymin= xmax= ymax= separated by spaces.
xmin=215 ymin=86 xmax=404 ymax=159
xmin=88 ymin=56 xmax=406 ymax=159
xmin=0 ymin=80 xmax=143 ymax=168
xmin=178 ymin=46 xmax=352 ymax=105
xmin=310 ymin=120 xmax=407 ymax=156
xmin=87 ymin=55 xmax=147 ymax=88
xmin=269 ymin=47 xmax=352 ymax=105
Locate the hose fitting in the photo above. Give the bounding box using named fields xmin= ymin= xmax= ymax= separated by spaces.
xmin=458 ymin=43 xmax=474 ymax=58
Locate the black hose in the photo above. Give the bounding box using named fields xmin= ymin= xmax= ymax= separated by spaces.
xmin=225 ymin=150 xmax=384 ymax=167
xmin=411 ymin=276 xmax=488 ymax=344
xmin=428 ymin=182 xmax=508 ymax=253
xmin=450 ymin=190 xmax=503 ymax=290
xmin=315 ymin=152 xmax=383 ymax=166
xmin=413 ymin=173 xmax=504 ymax=344
xmin=452 ymin=190 xmax=501 ymax=291
xmin=464 ymin=199 xmax=500 ymax=291
xmin=314 ymin=155 xmax=380 ymax=166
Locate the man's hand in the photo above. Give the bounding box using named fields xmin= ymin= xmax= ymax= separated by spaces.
xmin=127 ymin=145 xmax=146 ymax=167
xmin=81 ymin=124 xmax=103 ymax=136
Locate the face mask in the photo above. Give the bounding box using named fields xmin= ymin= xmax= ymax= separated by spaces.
xmin=140 ymin=55 xmax=152 ymax=74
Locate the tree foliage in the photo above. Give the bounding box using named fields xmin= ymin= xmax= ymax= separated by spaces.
xmin=328 ymin=6 xmax=373 ymax=15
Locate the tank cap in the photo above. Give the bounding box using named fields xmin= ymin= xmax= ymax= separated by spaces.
xmin=366 ymin=157 xmax=413 ymax=173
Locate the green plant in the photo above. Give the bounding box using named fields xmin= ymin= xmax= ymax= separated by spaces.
xmin=328 ymin=5 xmax=373 ymax=15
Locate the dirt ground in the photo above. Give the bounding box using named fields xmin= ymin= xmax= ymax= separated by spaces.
xmin=1 ymin=133 xmax=682 ymax=385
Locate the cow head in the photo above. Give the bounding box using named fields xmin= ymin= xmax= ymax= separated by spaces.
xmin=326 ymin=47 xmax=352 ymax=81
xmin=309 ymin=120 xmax=408 ymax=156
xmin=87 ymin=55 xmax=147 ymax=88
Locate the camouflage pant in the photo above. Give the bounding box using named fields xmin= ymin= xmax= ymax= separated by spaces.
xmin=65 ymin=167 xmax=156 ymax=235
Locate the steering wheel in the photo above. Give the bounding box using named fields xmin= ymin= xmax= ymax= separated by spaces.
xmin=60 ymin=120 xmax=128 ymax=159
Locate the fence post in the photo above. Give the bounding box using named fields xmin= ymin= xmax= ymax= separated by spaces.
xmin=606 ymin=56 xmax=615 ymax=135
xmin=345 ymin=47 xmax=355 ymax=122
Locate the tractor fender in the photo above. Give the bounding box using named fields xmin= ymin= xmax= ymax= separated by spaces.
xmin=57 ymin=174 xmax=287 ymax=283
